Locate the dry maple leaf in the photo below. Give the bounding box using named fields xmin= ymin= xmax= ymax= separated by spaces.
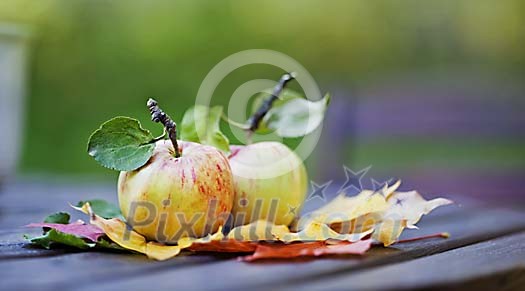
xmin=226 ymin=220 xmax=291 ymax=241
xmin=188 ymin=240 xmax=257 ymax=253
xmin=296 ymin=180 xmax=452 ymax=246
xmin=72 ymin=202 xmax=185 ymax=260
xmin=239 ymin=239 xmax=373 ymax=262
xmin=371 ymin=189 xmax=452 ymax=246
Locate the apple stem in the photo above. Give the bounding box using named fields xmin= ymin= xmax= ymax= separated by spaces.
xmin=247 ymin=72 xmax=296 ymax=133
xmin=147 ymin=98 xmax=181 ymax=158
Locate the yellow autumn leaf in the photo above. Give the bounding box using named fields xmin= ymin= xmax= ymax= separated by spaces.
xmin=330 ymin=211 xmax=384 ymax=234
xmin=178 ymin=226 xmax=225 ymax=246
xmin=282 ymin=221 xmax=373 ymax=243
xmin=296 ymin=181 xmax=452 ymax=246
xmin=371 ymin=188 xmax=452 ymax=245
xmin=300 ymin=191 xmax=389 ymax=227
xmin=227 ymin=220 xmax=291 ymax=241
xmin=94 ymin=216 xmax=147 ymax=253
xmin=300 ymin=180 xmax=401 ymax=228
xmin=376 ymin=179 xmax=402 ymax=197
xmin=372 ymin=219 xmax=408 ymax=246
xmin=145 ymin=242 xmax=182 ymax=260
xmin=385 ymin=190 xmax=453 ymax=226
xmin=73 ymin=202 xmax=190 ymax=260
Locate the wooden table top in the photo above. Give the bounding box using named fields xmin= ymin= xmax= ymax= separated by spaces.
xmin=1 ymin=180 xmax=524 ymax=291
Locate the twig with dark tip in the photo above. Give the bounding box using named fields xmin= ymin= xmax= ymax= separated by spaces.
xmin=247 ymin=72 xmax=296 ymax=132
xmin=147 ymin=98 xmax=181 ymax=158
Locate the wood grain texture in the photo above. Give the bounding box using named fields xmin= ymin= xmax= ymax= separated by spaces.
xmin=0 ymin=228 xmax=73 ymax=259
xmin=0 ymin=251 xmax=229 ymax=290
xmin=289 ymin=232 xmax=525 ymax=291
xmin=0 ymin=180 xmax=116 ymax=229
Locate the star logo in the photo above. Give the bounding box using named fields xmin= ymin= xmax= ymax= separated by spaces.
xmin=371 ymin=177 xmax=393 ymax=196
xmin=307 ymin=180 xmax=332 ymax=201
xmin=339 ymin=165 xmax=370 ymax=194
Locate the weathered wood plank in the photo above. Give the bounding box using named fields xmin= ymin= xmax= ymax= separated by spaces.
xmin=0 ymin=228 xmax=72 ymax=259
xmin=290 ymin=231 xmax=525 ymax=291
xmin=64 ymin=208 xmax=524 ymax=291
xmin=0 ymin=180 xmax=116 ymax=229
xmin=0 ymin=251 xmax=229 ymax=290
xmin=0 ymin=242 xmax=74 ymax=259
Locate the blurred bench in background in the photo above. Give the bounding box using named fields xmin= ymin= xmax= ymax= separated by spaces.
xmin=318 ymin=72 xmax=525 ymax=206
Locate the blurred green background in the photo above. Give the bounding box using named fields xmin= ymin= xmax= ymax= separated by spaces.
xmin=1 ymin=0 xmax=524 ymax=202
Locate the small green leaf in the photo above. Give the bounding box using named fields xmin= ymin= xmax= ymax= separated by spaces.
xmin=25 ymin=229 xmax=96 ymax=250
xmin=87 ymin=116 xmax=156 ymax=171
xmin=76 ymin=199 xmax=124 ymax=220
xmin=180 ymin=105 xmax=230 ymax=153
xmin=44 ymin=212 xmax=70 ymax=224
xmin=96 ymin=238 xmax=129 ymax=251
xmin=258 ymin=92 xmax=331 ymax=137
xmin=250 ymin=89 xmax=305 ymax=134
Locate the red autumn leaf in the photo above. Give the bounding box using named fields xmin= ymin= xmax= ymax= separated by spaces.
xmin=239 ymin=239 xmax=373 ymax=262
xmin=319 ymin=239 xmax=373 ymax=255
xmin=189 ymin=239 xmax=257 ymax=253
xmin=26 ymin=221 xmax=105 ymax=242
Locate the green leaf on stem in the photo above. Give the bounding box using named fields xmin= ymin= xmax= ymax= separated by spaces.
xmin=44 ymin=212 xmax=70 ymax=224
xmin=252 ymin=91 xmax=331 ymax=137
xmin=87 ymin=116 xmax=156 ymax=171
xmin=180 ymin=105 xmax=230 ymax=153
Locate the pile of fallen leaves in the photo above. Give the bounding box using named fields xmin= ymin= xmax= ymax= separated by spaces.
xmin=25 ymin=181 xmax=452 ymax=261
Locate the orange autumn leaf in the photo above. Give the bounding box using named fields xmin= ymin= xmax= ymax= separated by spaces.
xmin=240 ymin=239 xmax=372 ymax=262
xmin=189 ymin=239 xmax=257 ymax=253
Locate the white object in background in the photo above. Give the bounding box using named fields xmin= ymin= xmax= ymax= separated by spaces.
xmin=0 ymin=23 xmax=31 ymax=183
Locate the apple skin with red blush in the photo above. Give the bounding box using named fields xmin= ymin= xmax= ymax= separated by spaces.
xmin=228 ymin=142 xmax=308 ymax=226
xmin=117 ymin=140 xmax=234 ymax=242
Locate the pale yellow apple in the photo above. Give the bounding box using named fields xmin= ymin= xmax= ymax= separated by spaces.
xmin=228 ymin=142 xmax=308 ymax=226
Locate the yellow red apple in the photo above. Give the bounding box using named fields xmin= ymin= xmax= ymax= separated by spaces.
xmin=118 ymin=140 xmax=234 ymax=242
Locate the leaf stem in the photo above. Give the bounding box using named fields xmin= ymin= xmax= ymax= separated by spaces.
xmin=220 ymin=113 xmax=250 ymax=130
xmin=247 ymin=72 xmax=296 ymax=132
xmin=396 ymin=232 xmax=450 ymax=244
xmin=147 ymin=98 xmax=181 ymax=158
